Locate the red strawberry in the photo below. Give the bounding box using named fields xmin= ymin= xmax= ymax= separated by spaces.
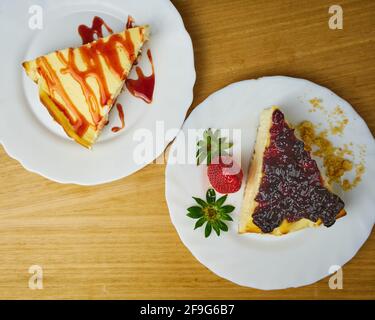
xmin=207 ymin=156 xmax=243 ymax=194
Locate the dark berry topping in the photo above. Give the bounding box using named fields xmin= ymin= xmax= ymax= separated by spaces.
xmin=252 ymin=109 xmax=345 ymax=233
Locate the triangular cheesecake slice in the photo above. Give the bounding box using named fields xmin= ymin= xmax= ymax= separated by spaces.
xmin=240 ymin=107 xmax=346 ymax=235
xmin=22 ymin=26 xmax=149 ymax=148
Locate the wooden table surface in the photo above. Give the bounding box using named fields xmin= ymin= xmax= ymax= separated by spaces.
xmin=0 ymin=0 xmax=374 ymax=299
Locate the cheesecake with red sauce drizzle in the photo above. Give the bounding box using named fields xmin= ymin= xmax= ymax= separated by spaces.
xmin=22 ymin=25 xmax=149 ymax=148
xmin=240 ymin=107 xmax=346 ymax=235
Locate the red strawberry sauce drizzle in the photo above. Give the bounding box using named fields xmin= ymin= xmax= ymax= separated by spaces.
xmin=252 ymin=109 xmax=345 ymax=233
xmin=111 ymin=103 xmax=125 ymax=133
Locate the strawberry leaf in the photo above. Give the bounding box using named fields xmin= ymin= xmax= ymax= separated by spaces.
xmin=212 ymin=222 xmax=221 ymax=236
xmin=221 ymin=205 xmax=235 ymax=213
xmin=187 ymin=206 xmax=204 ymax=219
xmin=193 ymin=197 xmax=207 ymax=207
xmin=213 ymin=129 xmax=220 ymax=139
xmin=207 ymin=151 xmax=211 ymax=167
xmin=205 ymin=222 xmax=212 ymax=238
xmin=215 ymin=194 xmax=228 ymax=207
xmin=196 ymin=129 xmax=234 ymax=166
xmin=197 ymin=140 xmax=205 ymax=148
xmin=194 ymin=217 xmax=206 ymax=229
xmin=218 ymin=221 xmax=228 ymax=231
xmin=204 ymin=128 xmax=213 ymax=140
xmin=220 ymin=212 xmax=233 ymax=221
xmin=206 ymin=188 xmax=216 ymax=204
xmin=196 ymin=151 xmax=207 ymax=165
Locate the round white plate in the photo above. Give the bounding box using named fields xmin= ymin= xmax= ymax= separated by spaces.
xmin=0 ymin=0 xmax=195 ymax=185
xmin=165 ymin=77 xmax=375 ymax=290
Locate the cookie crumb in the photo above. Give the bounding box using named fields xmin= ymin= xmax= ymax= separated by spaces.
xmin=295 ymin=121 xmax=365 ymax=190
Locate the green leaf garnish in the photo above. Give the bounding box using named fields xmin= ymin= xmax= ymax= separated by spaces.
xmin=215 ymin=194 xmax=227 ymax=207
xmin=194 ymin=217 xmax=206 ymax=229
xmin=187 ymin=206 xmax=203 ymax=219
xmin=186 ymin=188 xmax=235 ymax=238
xmin=196 ymin=129 xmax=233 ymax=166
xmin=193 ymin=197 xmax=207 ymax=207
xmin=218 ymin=220 xmax=228 ymax=231
xmin=220 ymin=213 xmax=233 ymax=221
xmin=205 ymin=222 xmax=212 ymax=238
xmin=206 ymin=188 xmax=216 ymax=204
xmin=221 ymin=205 xmax=235 ymax=213
xmin=212 ymin=221 xmax=221 ymax=236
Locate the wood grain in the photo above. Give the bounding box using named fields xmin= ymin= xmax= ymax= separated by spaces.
xmin=0 ymin=0 xmax=374 ymax=299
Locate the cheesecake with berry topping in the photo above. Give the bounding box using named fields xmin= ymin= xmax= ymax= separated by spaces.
xmin=240 ymin=107 xmax=346 ymax=235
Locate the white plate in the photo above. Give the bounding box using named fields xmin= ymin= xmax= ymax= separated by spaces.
xmin=165 ymin=77 xmax=375 ymax=290
xmin=0 ymin=0 xmax=195 ymax=185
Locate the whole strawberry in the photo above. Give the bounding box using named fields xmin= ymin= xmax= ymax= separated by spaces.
xmin=207 ymin=156 xmax=243 ymax=194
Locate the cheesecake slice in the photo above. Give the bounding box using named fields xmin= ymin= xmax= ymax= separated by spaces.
xmin=22 ymin=26 xmax=149 ymax=148
xmin=240 ymin=107 xmax=346 ymax=235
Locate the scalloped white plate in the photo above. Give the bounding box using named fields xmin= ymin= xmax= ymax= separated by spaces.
xmin=0 ymin=0 xmax=195 ymax=185
xmin=165 ymin=77 xmax=375 ymax=290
